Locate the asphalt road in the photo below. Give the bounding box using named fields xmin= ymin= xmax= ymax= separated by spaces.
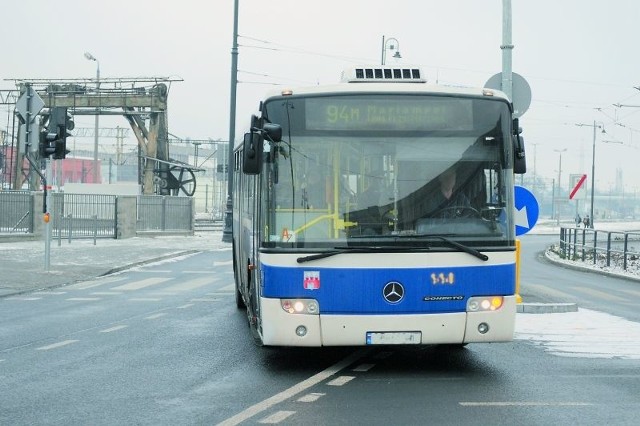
xmin=1 ymin=231 xmax=639 ymax=425
xmin=519 ymin=233 xmax=640 ymax=322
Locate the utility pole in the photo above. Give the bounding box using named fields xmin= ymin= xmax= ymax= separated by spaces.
xmin=554 ymin=148 xmax=567 ymax=225
xmin=222 ymin=0 xmax=239 ymax=243
xmin=501 ymin=0 xmax=514 ymax=100
xmin=576 ymin=121 xmax=605 ymax=229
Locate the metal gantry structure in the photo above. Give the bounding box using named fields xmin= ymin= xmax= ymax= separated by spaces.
xmin=1 ymin=77 xmax=206 ymax=196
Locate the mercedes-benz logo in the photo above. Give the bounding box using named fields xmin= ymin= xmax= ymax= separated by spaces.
xmin=382 ymin=281 xmax=404 ymax=304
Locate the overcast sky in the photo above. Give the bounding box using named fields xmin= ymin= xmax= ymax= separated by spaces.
xmin=2 ymin=0 xmax=639 ymax=193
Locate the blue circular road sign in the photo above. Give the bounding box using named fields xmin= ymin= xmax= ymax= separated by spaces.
xmin=514 ymin=185 xmax=539 ymax=236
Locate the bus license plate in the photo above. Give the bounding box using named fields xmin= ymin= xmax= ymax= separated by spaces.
xmin=366 ymin=331 xmax=422 ymax=345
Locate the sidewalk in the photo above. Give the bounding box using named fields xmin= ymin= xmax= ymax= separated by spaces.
xmin=2 ymin=219 xmax=638 ymax=299
xmin=0 ymin=231 xmax=230 ymax=298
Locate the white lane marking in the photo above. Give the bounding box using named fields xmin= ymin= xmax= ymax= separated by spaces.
xmin=297 ymin=393 xmax=325 ymax=403
xmin=618 ymin=288 xmax=640 ymax=297
xmin=112 ymin=277 xmax=170 ymax=291
xmin=163 ymin=277 xmax=213 ymax=293
xmin=460 ymin=402 xmax=593 ymax=407
xmin=515 ymin=308 xmax=640 ymax=359
xmin=214 ymin=260 xmax=233 ymax=266
xmin=217 ymin=349 xmax=369 ymax=426
xmin=570 ymin=286 xmax=627 ymax=302
xmin=68 ymin=277 xmax=126 ymax=290
xmin=66 ymin=297 xmax=101 ymax=301
xmin=327 ymin=376 xmax=355 ymax=386
xmin=145 ymin=313 xmax=167 ymax=320
xmin=128 ymin=298 xmax=162 ymax=302
xmin=176 ymin=303 xmax=195 ymax=309
xmin=91 ymin=292 xmax=122 ymax=296
xmin=6 ymin=297 xmax=42 ymax=301
xmin=218 ymin=284 xmax=235 ymax=293
xmin=33 ymin=291 xmax=67 ymax=295
xmin=0 ymin=359 xmax=6 ymax=363
xmin=258 ymin=411 xmax=296 ymax=424
xmin=100 ymin=325 xmax=128 ymax=333
xmin=36 ymin=340 xmax=79 ymax=351
xmin=352 ymin=364 xmax=375 ymax=372
xmin=131 ymin=270 xmax=173 ymax=273
xmin=184 ymin=271 xmax=211 ymax=274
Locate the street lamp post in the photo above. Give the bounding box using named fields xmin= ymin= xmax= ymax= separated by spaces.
xmin=222 ymin=0 xmax=239 ymax=243
xmin=576 ymin=121 xmax=606 ymax=229
xmin=554 ymin=148 xmax=567 ymax=225
xmin=381 ymin=36 xmax=402 ymax=65
xmin=84 ymin=52 xmax=100 ymax=184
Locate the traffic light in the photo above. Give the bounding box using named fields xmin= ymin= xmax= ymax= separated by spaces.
xmin=53 ymin=107 xmax=73 ymax=159
xmin=54 ymin=111 xmax=73 ymax=159
xmin=39 ymin=129 xmax=57 ymax=158
xmin=40 ymin=107 xmax=73 ymax=159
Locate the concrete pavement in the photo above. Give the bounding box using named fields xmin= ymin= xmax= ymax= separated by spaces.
xmin=0 ymin=231 xmax=230 ymax=298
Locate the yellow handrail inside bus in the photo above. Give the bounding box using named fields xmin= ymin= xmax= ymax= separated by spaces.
xmin=292 ymin=213 xmax=357 ymax=236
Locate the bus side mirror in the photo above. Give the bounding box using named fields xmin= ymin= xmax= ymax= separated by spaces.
xmin=243 ymin=132 xmax=263 ymax=175
xmin=513 ymin=135 xmax=526 ymax=174
xmin=263 ymin=123 xmax=282 ymax=142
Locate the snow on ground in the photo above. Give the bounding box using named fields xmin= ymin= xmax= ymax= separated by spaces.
xmin=532 ymin=219 xmax=640 ymax=281
xmin=516 ymin=220 xmax=640 ymax=359
xmin=515 ymin=308 xmax=640 ymax=360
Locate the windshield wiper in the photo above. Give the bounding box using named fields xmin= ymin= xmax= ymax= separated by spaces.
xmin=296 ymin=237 xmax=488 ymax=263
xmin=423 ymin=235 xmax=489 ymax=261
xmin=296 ymin=246 xmax=431 ymax=263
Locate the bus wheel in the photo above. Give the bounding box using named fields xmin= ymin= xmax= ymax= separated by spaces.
xmin=234 ymin=279 xmax=245 ymax=309
xmin=235 ymin=284 xmax=245 ymax=309
xmin=232 ymin=241 xmax=246 ymax=309
xmin=247 ymin=277 xmax=263 ymax=346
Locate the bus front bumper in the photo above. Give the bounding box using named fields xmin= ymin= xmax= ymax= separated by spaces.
xmin=260 ymin=296 xmax=517 ymax=347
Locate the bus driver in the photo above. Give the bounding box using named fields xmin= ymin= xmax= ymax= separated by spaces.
xmin=425 ymin=167 xmax=472 ymax=219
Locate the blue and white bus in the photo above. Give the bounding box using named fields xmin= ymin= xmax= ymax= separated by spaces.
xmin=232 ymin=66 xmax=526 ymax=347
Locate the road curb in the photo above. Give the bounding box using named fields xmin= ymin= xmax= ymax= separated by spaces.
xmin=517 ymin=302 xmax=578 ymax=314
xmin=543 ymin=249 xmax=640 ymax=283
xmin=102 ymin=250 xmax=200 ymax=276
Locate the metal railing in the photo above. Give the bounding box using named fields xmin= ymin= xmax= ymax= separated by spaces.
xmin=0 ymin=190 xmax=34 ymax=233
xmin=52 ymin=193 xmax=117 ymax=239
xmin=137 ymin=196 xmax=193 ymax=231
xmin=559 ymin=227 xmax=640 ymax=271
xmin=1 ymin=192 xmax=195 ymax=239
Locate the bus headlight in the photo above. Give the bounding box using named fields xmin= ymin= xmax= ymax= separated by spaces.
xmin=467 ymin=296 xmax=504 ymax=312
xmin=281 ymin=299 xmax=320 ymax=315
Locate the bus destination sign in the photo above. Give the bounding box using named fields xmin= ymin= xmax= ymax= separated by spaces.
xmin=305 ymin=97 xmax=473 ymax=132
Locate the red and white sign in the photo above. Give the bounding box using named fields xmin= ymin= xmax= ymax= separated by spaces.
xmin=569 ymin=174 xmax=587 ymax=200
xmin=303 ymin=271 xmax=320 ymax=290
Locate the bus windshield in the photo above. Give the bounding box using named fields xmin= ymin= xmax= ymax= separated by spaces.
xmin=260 ymin=93 xmax=515 ymax=248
